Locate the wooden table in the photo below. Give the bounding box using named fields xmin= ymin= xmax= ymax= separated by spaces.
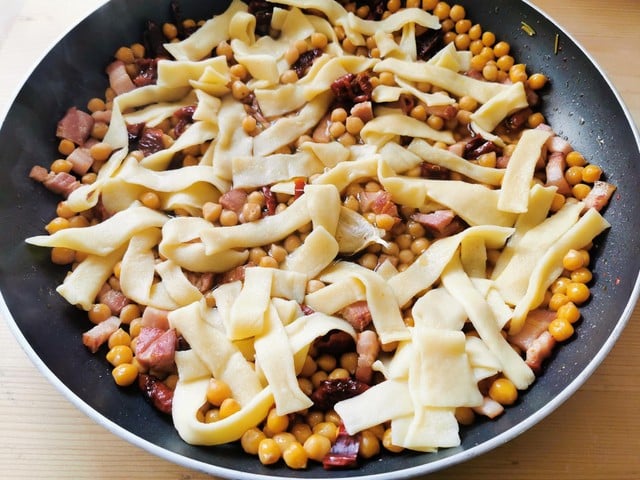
xmin=0 ymin=1 xmax=638 ymax=478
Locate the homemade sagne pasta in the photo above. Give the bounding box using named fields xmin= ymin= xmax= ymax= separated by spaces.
xmin=27 ymin=0 xmax=616 ymax=470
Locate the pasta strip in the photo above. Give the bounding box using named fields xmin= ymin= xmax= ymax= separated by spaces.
xmin=388 ymin=225 xmax=513 ymax=307
xmin=56 ymin=244 xmax=127 ymax=310
xmin=253 ymin=303 xmax=314 ymax=415
xmin=169 ymin=300 xmax=264 ymax=406
xmin=374 ymin=58 xmax=509 ymax=104
xmin=441 ymin=254 xmax=535 ymax=389
xmin=119 ymin=229 xmax=180 ymax=310
xmin=26 ymin=206 xmax=168 ymax=256
xmin=319 ymin=262 xmax=410 ymax=344
xmin=163 ymin=0 xmax=248 ymax=61
xmin=510 ymin=208 xmax=611 ymax=332
xmin=498 ymin=128 xmax=553 ymax=213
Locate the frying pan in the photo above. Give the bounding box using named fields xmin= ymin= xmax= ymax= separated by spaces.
xmin=0 ymin=0 xmax=638 ymax=478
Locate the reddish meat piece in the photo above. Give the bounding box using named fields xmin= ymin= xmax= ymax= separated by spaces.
xmin=420 ymin=162 xmax=450 ymax=179
xmin=42 ymin=172 xmax=81 ymax=197
xmin=525 ymin=331 xmax=557 ymax=373
xmin=545 ymin=152 xmax=572 ymax=195
xmin=173 ymin=104 xmax=196 ymax=137
xmin=56 ymin=107 xmax=95 ymax=146
xmin=508 ymin=309 xmax=556 ymax=352
xmin=425 ymin=104 xmax=458 ymax=120
xmin=331 ymin=73 xmax=372 ymax=105
xmin=219 ymin=189 xmax=248 ymax=214
xmin=473 ymin=396 xmax=505 ymax=419
xmin=357 ymin=191 xmax=398 ymax=217
xmin=133 ymin=58 xmax=159 ymax=87
xmin=136 ymin=328 xmax=177 ymax=372
xmin=185 ymin=271 xmax=215 ymax=293
xmin=349 ymin=101 xmax=373 ymax=123
xmin=582 ymin=181 xmax=616 ymax=212
xmin=141 ymin=307 xmax=170 ymax=330
xmin=29 ymin=165 xmax=49 ymax=182
xmin=546 ymin=135 xmax=573 ymax=155
xmin=262 ymin=185 xmax=278 ymax=215
xmin=312 ymin=113 xmax=332 ymax=143
xmin=355 ymin=330 xmax=379 ymax=384
xmin=292 ymin=48 xmax=323 ymax=77
xmin=314 ymin=331 xmax=355 ymax=355
xmin=340 ymin=301 xmax=372 ymax=331
xmin=448 ymin=141 xmax=466 ymax=157
xmin=82 ymin=316 xmax=121 ymax=353
xmin=219 ymin=264 xmax=247 ymax=284
xmin=106 ymin=60 xmax=135 ymax=95
xmin=415 ymin=28 xmax=444 ymax=61
xmin=411 ymin=210 xmax=455 ymax=236
xmin=66 ymin=147 xmax=94 ymax=176
xmin=505 ymin=107 xmax=533 ymax=131
xmin=139 ymin=374 xmax=173 ymax=414
xmin=97 ymin=284 xmax=130 ymax=315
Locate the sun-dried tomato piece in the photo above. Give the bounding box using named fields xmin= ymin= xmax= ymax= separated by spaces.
xmin=138 ymin=128 xmax=165 ymax=156
xmin=262 ymin=185 xmax=277 ymax=215
xmin=420 ymin=162 xmax=451 ymax=179
xmin=331 ymin=73 xmax=373 ymax=106
xmin=323 ymin=424 xmax=361 ymax=470
xmin=173 ymin=105 xmax=197 ymax=137
xmin=463 ymin=134 xmax=502 ymax=160
xmin=416 ymin=28 xmax=444 ymax=61
xmin=292 ymin=48 xmax=323 ymax=77
xmin=133 ymin=58 xmax=159 ymax=87
xmin=311 ymin=378 xmax=369 ymax=411
xmin=314 ymin=331 xmax=356 ymax=356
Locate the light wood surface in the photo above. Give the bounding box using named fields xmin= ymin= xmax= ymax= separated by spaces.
xmin=0 ymin=1 xmax=638 ymax=478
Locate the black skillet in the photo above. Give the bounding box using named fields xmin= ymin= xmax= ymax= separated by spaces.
xmin=0 ymin=1 xmax=638 ymax=478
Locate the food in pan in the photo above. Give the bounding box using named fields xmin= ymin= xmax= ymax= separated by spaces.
xmin=26 ymin=0 xmax=615 ymax=470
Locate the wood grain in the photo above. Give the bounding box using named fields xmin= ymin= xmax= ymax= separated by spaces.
xmin=0 ymin=1 xmax=638 ymax=478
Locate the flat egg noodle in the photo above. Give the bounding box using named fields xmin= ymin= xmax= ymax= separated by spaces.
xmin=253 ymin=302 xmax=314 ymax=415
xmin=319 ymin=261 xmax=410 ymax=344
xmin=26 ymin=206 xmax=168 ymax=256
xmin=119 ymin=228 xmax=181 ymax=310
xmin=159 ymin=217 xmax=249 ymax=273
xmin=406 ymin=139 xmax=505 ymax=186
xmin=56 ymin=244 xmax=127 ymax=310
xmin=374 ymin=58 xmax=510 ymax=104
xmin=163 ymin=0 xmax=249 ymax=61
xmin=441 ymin=253 xmax=535 ymax=389
xmin=493 ymin=201 xmax=584 ymax=306
xmin=497 ymin=128 xmax=553 ymax=213
xmin=360 ymin=113 xmax=455 ymax=147
xmin=510 ymin=208 xmax=611 ymax=333
xmin=388 ymin=225 xmax=513 ymax=307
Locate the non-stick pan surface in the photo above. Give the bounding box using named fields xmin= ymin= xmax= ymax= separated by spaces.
xmin=0 ymin=1 xmax=638 ymax=478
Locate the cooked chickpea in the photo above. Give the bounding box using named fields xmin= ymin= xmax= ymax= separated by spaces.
xmin=303 ymin=433 xmax=332 ymax=462
xmin=548 ymin=317 xmax=575 ymax=342
xmin=206 ymin=378 xmax=232 ymax=407
xmin=489 ymin=377 xmax=518 ymax=405
xmin=258 ymin=438 xmax=281 ymax=465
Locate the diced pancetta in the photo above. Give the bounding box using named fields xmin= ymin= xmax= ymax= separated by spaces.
xmin=355 ymin=330 xmax=379 ymax=384
xmin=545 ymin=152 xmax=571 ymax=194
xmin=82 ymin=316 xmax=121 ymax=353
xmin=106 ymin=60 xmax=135 ymax=96
xmin=411 ymin=210 xmax=455 ymax=236
xmin=67 ymin=147 xmax=94 ymax=176
xmin=340 ymin=301 xmax=372 ymax=331
xmin=524 ymin=331 xmax=556 ymax=373
xmin=472 ymin=396 xmax=505 ymax=419
xmin=582 ymin=181 xmax=616 ymax=212
xmin=56 ymin=107 xmax=95 ymax=145
xmin=136 ymin=328 xmax=177 ymax=372
xmin=97 ymin=284 xmax=130 ymax=315
xmin=141 ymin=306 xmax=170 ymax=330
xmin=219 ymin=188 xmax=248 ymax=214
